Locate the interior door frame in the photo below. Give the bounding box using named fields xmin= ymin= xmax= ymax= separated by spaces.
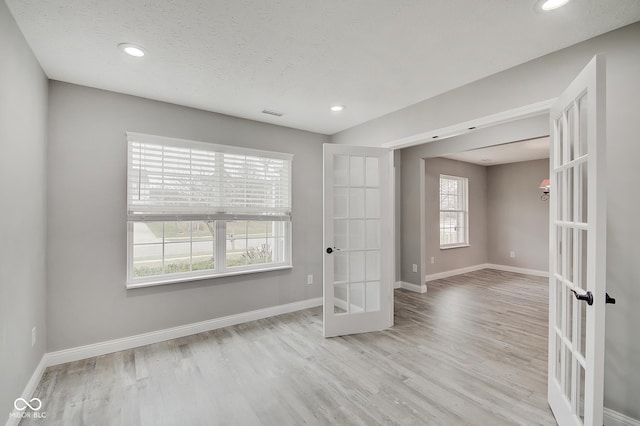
xmin=384 ymin=59 xmax=607 ymax=425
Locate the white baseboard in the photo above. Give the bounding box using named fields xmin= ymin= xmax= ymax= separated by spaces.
xmin=394 ymin=281 xmax=401 ymax=289
xmin=424 ymin=264 xmax=488 ymax=283
xmin=423 ymin=263 xmax=548 ymax=283
xmin=485 ymin=263 xmax=549 ymax=278
xmin=5 ymin=355 xmax=47 ymax=426
xmin=605 ymin=408 xmax=640 ymax=426
xmin=46 ymin=297 xmax=322 ymax=366
xmin=396 ymin=281 xmax=427 ymax=293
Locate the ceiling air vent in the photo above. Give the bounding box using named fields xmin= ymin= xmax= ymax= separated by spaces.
xmin=261 ymin=109 xmax=284 ymax=117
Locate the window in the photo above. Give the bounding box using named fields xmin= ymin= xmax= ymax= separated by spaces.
xmin=126 ymin=132 xmax=292 ymax=287
xmin=439 ymin=174 xmax=469 ymax=248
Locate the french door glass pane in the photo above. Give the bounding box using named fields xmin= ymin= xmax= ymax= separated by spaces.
xmin=365 ymin=188 xmax=380 ymax=218
xmin=349 ymin=188 xmax=365 ymax=218
xmin=334 ymin=253 xmax=348 ymax=283
xmin=334 ymin=188 xmax=348 ymax=218
xmin=565 ymin=285 xmax=573 ymax=343
xmin=365 ymin=157 xmax=379 ymax=187
xmin=349 ymin=220 xmax=365 ymax=250
xmin=334 ymin=155 xmax=349 ymax=186
xmin=567 ymin=105 xmax=576 ymax=162
xmin=334 ymin=284 xmax=348 ymax=314
xmin=349 ymin=251 xmax=365 ymax=282
xmin=578 ymin=94 xmax=588 ymax=157
xmin=366 ymin=220 xmax=380 ymax=249
xmin=578 ymin=363 xmax=586 ymax=423
xmin=349 ymin=156 xmax=364 ymax=187
xmin=335 ymin=219 xmax=348 ymax=249
xmin=366 ymin=282 xmax=380 ymax=312
xmin=349 ymin=283 xmax=365 ymax=313
xmin=564 ymin=344 xmax=573 ymax=402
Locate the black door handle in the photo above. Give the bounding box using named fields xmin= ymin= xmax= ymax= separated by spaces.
xmin=326 ymin=247 xmax=340 ymax=254
xmin=571 ymin=290 xmax=617 ymax=306
xmin=571 ymin=289 xmax=593 ymax=305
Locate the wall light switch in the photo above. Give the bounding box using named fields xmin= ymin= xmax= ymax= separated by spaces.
xmin=307 ymin=274 xmax=313 ymax=285
xmin=430 ymin=257 xmax=435 ymax=264
xmin=510 ymin=251 xmax=516 ymax=258
xmin=412 ymin=264 xmax=418 ymax=273
xmin=31 ymin=327 xmax=36 ymax=347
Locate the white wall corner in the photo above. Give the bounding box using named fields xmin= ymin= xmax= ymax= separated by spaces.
xmin=604 ymin=408 xmax=640 ymax=426
xmin=424 ymin=264 xmax=489 ymax=283
xmin=397 ymin=281 xmax=427 ymax=293
xmin=45 ymin=297 xmax=322 ymax=367
xmin=4 ymin=355 xmax=48 ymax=426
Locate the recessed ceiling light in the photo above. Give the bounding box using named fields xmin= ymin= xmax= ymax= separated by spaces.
xmin=119 ymin=43 xmax=145 ymax=57
xmin=330 ymin=105 xmax=345 ymax=112
xmin=536 ymin=0 xmax=571 ymax=11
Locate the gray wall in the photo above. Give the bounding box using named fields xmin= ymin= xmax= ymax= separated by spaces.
xmin=47 ymin=81 xmax=327 ymax=351
xmin=400 ymin=116 xmax=549 ymax=286
xmin=336 ymin=22 xmax=640 ymax=421
xmin=0 ymin=0 xmax=48 ymax=420
xmin=424 ymin=158 xmax=488 ymax=276
xmin=487 ymin=159 xmax=550 ymax=271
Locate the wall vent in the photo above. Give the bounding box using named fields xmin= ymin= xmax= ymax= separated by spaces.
xmin=261 ymin=109 xmax=284 ymax=117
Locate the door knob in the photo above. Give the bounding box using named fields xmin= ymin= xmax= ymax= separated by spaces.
xmin=571 ymin=289 xmax=593 ymax=306
xmin=606 ymin=293 xmax=616 ymax=304
xmin=326 ymin=247 xmax=340 ymax=254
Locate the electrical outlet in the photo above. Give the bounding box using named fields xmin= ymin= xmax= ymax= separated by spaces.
xmin=307 ymin=274 xmax=313 ymax=285
xmin=430 ymin=257 xmax=435 ymax=264
xmin=510 ymin=251 xmax=516 ymax=258
xmin=31 ymin=327 xmax=36 ymax=347
xmin=412 ymin=264 xmax=417 ymax=273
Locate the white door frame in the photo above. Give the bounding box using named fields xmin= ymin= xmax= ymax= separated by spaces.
xmin=387 ymin=62 xmax=607 ymax=425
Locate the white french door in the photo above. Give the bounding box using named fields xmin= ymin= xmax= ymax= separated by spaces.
xmin=548 ymin=55 xmax=608 ymax=426
xmin=323 ymin=144 xmax=393 ymax=337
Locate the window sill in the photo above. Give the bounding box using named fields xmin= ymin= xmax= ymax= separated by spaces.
xmin=440 ymin=244 xmax=470 ymax=250
xmin=127 ymin=264 xmax=292 ymax=289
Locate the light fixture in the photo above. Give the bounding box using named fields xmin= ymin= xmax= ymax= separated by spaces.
xmin=539 ymin=179 xmax=550 ymax=201
xmin=330 ymin=105 xmax=345 ymax=112
xmin=536 ymin=0 xmax=571 ymax=11
xmin=118 ymin=43 xmax=145 ymax=57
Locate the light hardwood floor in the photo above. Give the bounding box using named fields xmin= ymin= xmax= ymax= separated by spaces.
xmin=23 ymin=269 xmax=555 ymax=425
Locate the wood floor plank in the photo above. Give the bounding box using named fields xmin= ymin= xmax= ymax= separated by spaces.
xmin=21 ymin=269 xmax=555 ymax=425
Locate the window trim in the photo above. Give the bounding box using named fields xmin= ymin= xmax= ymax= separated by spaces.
xmin=439 ymin=174 xmax=469 ymax=249
xmin=125 ymin=132 xmax=293 ymax=288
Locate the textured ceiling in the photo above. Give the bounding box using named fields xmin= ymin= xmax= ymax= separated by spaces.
xmin=6 ymin=0 xmax=640 ymax=135
xmin=443 ymin=137 xmax=550 ymax=166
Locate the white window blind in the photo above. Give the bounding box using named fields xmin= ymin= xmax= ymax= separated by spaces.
xmin=127 ymin=132 xmax=293 ymax=221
